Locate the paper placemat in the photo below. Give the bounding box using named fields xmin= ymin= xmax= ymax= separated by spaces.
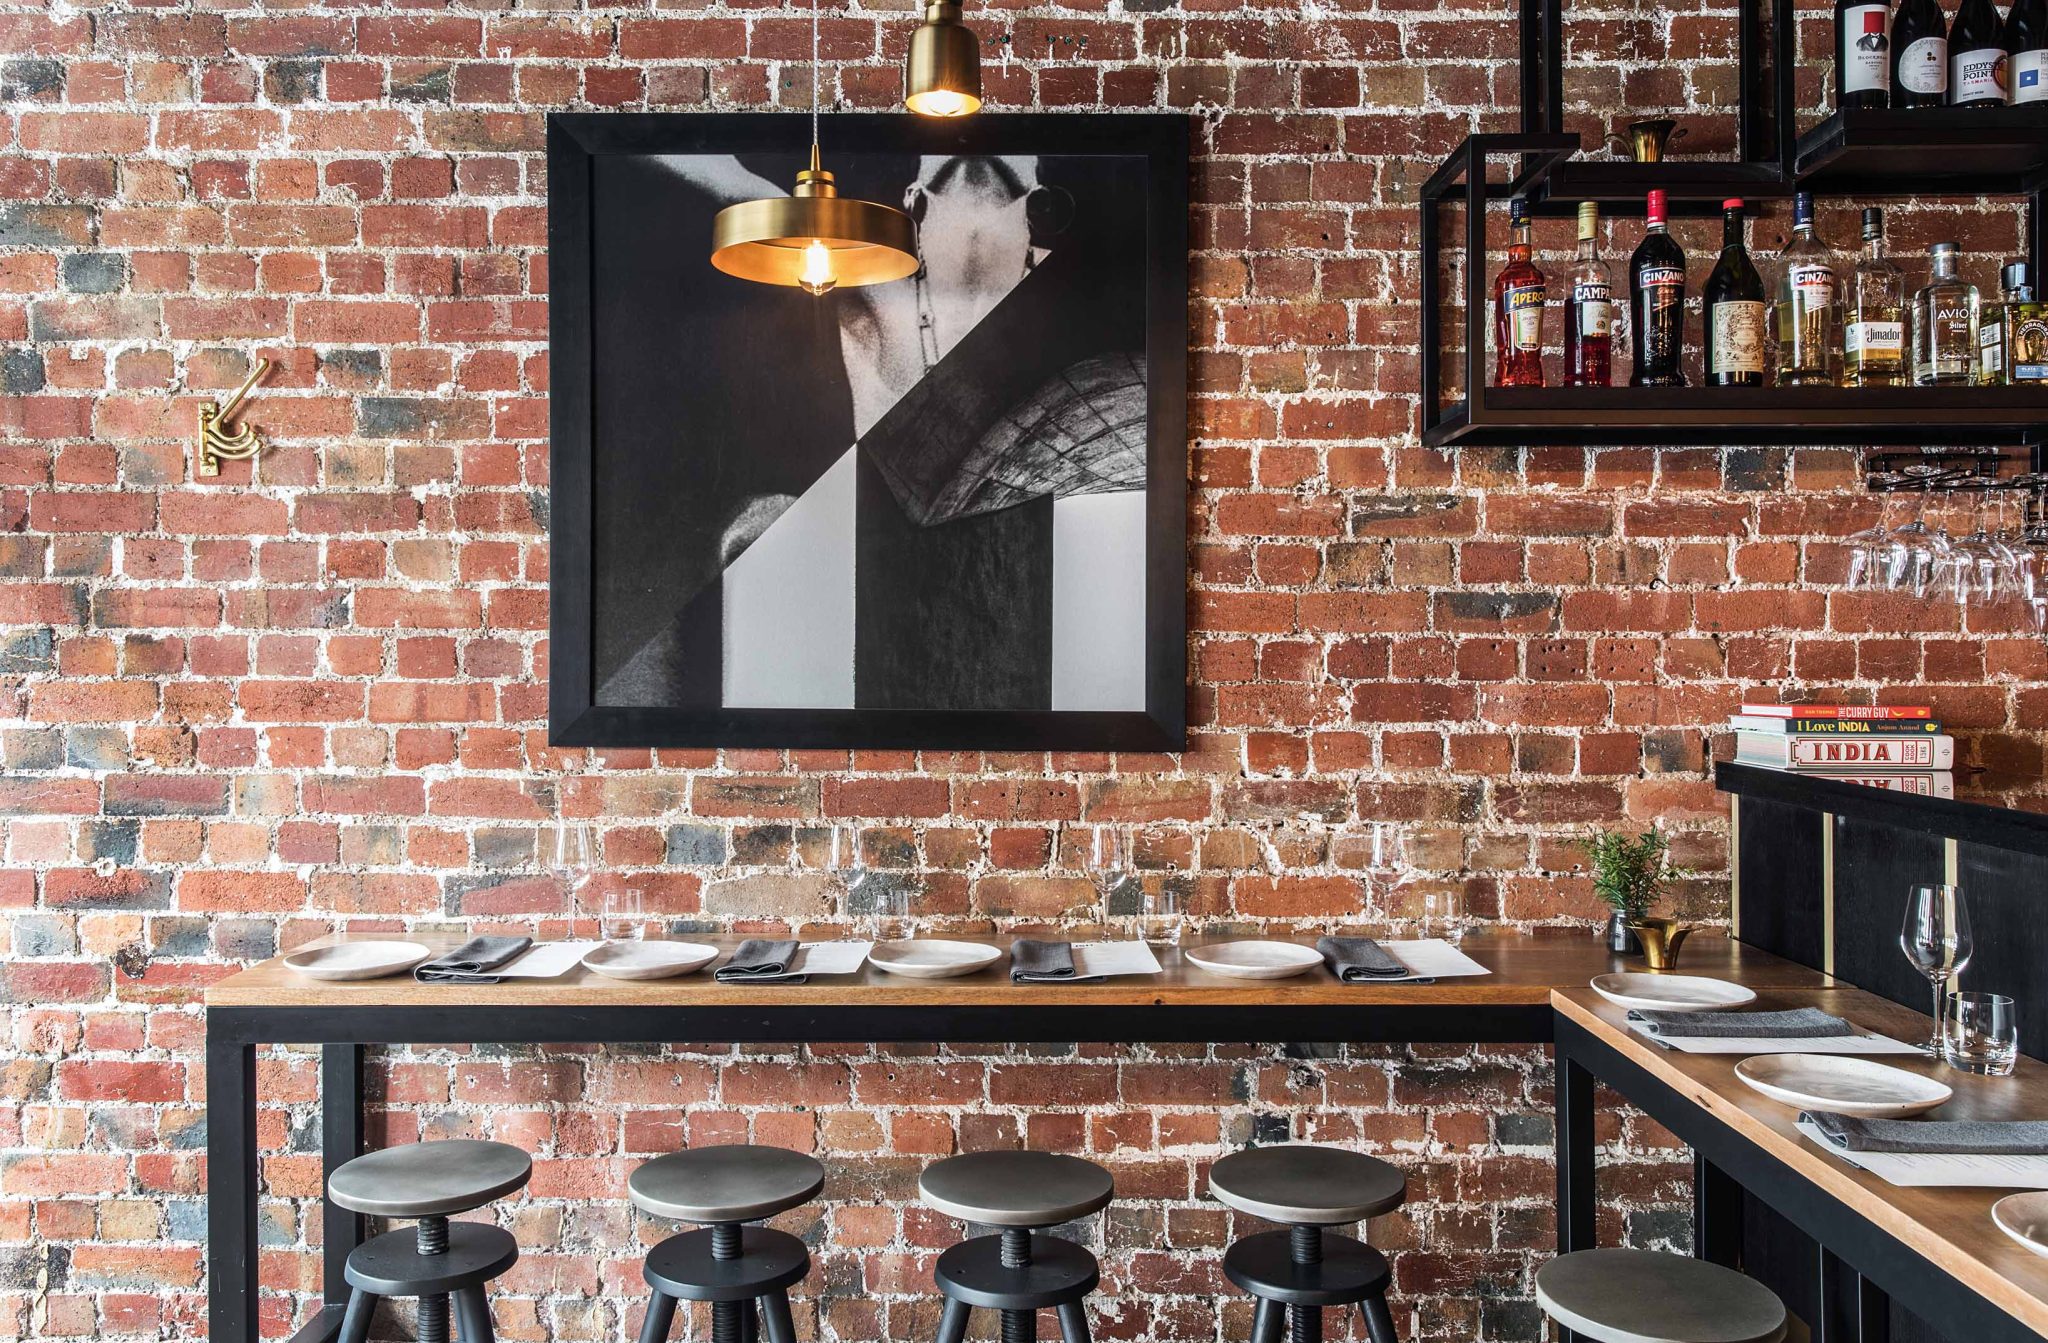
xmin=1629 ymin=1025 xmax=1924 ymax=1056
xmin=1071 ymin=941 xmax=1163 ymax=978
xmin=796 ymin=941 xmax=874 ymax=976
xmin=1796 ymin=1120 xmax=2048 ymax=1188
xmin=1360 ymin=938 xmax=1490 ymax=982
xmin=501 ymin=941 xmax=599 ymax=978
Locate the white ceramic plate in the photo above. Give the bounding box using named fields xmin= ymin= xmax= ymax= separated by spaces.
xmin=581 ymin=941 xmax=719 ymax=981
xmin=868 ymin=939 xmax=1003 ymax=979
xmin=1591 ymin=972 xmax=1758 ymax=1013
xmin=1184 ymin=940 xmax=1323 ymax=980
xmin=284 ymin=940 xmax=433 ymax=982
xmin=1735 ymin=1054 xmax=1953 ymax=1118
xmin=1993 ymin=1193 xmax=2048 ymax=1258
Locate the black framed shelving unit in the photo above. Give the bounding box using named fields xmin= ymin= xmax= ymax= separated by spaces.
xmin=1420 ymin=0 xmax=2048 ymax=448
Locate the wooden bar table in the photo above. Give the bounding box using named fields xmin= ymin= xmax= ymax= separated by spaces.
xmin=1553 ymin=986 xmax=2048 ymax=1343
xmin=206 ymin=933 xmax=1829 ymax=1343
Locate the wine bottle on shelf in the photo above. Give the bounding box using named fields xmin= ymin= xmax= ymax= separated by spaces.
xmin=2007 ymin=0 xmax=2046 ymax=102
xmin=1493 ymin=196 xmax=1546 ymax=388
xmin=1843 ymin=207 xmax=1908 ymax=388
xmin=1837 ymin=0 xmax=1895 ymax=109
xmin=1565 ymin=201 xmax=1615 ymax=387
xmin=1913 ymin=241 xmax=1981 ymax=385
xmin=1629 ymin=190 xmax=1688 ymax=388
xmin=1892 ymin=0 xmax=1950 ymax=105
xmin=1773 ymin=192 xmax=1843 ymax=387
xmin=1949 ymin=0 xmax=2011 ymax=104
xmin=1705 ymin=199 xmax=1767 ymax=387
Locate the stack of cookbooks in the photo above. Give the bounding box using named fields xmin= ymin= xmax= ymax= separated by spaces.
xmin=1728 ymin=704 xmax=1954 ymax=797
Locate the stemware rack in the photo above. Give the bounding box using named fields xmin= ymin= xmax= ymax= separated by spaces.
xmin=1420 ymin=0 xmax=2048 ymax=448
xmin=1865 ymin=449 xmax=2048 ymax=545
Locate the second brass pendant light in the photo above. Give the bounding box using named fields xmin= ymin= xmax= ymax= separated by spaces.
xmin=904 ymin=0 xmax=982 ymax=117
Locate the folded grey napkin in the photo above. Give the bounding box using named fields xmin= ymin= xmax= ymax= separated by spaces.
xmin=1316 ymin=936 xmax=1411 ymax=981
xmin=1802 ymin=1112 xmax=2048 ymax=1155
xmin=1011 ymin=939 xmax=1105 ymax=984
xmin=1629 ymin=1007 xmax=1857 ymax=1039
xmin=415 ymin=936 xmax=533 ymax=985
xmin=715 ymin=939 xmax=805 ymax=984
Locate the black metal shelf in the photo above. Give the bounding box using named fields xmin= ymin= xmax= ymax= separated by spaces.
xmin=1795 ymin=105 xmax=2048 ymax=196
xmin=1424 ymin=386 xmax=2048 ymax=448
xmin=1526 ymin=160 xmax=1791 ymax=217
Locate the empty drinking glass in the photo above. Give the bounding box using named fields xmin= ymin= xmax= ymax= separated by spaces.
xmin=1088 ymin=826 xmax=1142 ymax=917
xmin=829 ymin=825 xmax=870 ymax=903
xmin=1943 ymin=991 xmax=2019 ymax=1076
xmin=1899 ymin=884 xmax=1973 ymax=1055
xmin=1137 ymin=883 xmax=1185 ymax=951
xmin=546 ymin=821 xmax=601 ymax=925
xmin=601 ymin=885 xmax=647 ymax=942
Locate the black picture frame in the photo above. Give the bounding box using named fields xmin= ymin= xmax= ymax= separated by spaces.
xmin=548 ymin=112 xmax=1189 ymax=752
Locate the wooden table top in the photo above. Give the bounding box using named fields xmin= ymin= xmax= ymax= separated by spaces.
xmin=1554 ymin=987 xmax=2048 ymax=1337
xmin=205 ymin=930 xmax=1834 ymax=1009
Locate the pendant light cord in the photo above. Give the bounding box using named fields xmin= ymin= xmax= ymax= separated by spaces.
xmin=810 ymin=0 xmax=821 ymax=149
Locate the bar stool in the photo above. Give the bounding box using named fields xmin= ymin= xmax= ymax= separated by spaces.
xmin=1208 ymin=1144 xmax=1407 ymax=1343
xmin=327 ymin=1138 xmax=532 ymax=1343
xmin=919 ymin=1151 xmax=1114 ymax=1343
xmin=629 ymin=1145 xmax=826 ymax=1343
xmin=1535 ymin=1249 xmax=1787 ymax=1343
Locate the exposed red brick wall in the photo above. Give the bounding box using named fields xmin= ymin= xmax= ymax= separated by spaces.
xmin=3 ymin=0 xmax=2043 ymax=1339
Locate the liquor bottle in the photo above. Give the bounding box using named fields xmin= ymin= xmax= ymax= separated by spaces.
xmin=1493 ymin=196 xmax=1546 ymax=388
xmin=2007 ymin=0 xmax=2046 ymax=102
xmin=1912 ymin=241 xmax=1980 ymax=385
xmin=1772 ymin=192 xmax=1842 ymax=387
xmin=1981 ymin=261 xmax=2045 ymax=383
xmin=1949 ymin=0 xmax=2010 ymax=103
xmin=1892 ymin=0 xmax=1950 ymax=104
xmin=1842 ymin=207 xmax=1907 ymax=387
xmin=1838 ymin=0 xmax=1894 ymax=108
xmin=1564 ymin=201 xmax=1614 ymax=387
xmin=1705 ymin=199 xmax=1767 ymax=387
xmin=1629 ymin=189 xmax=1687 ymax=387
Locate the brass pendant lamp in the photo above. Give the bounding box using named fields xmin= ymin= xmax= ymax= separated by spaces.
xmin=904 ymin=0 xmax=982 ymax=117
xmin=711 ymin=0 xmax=918 ymax=295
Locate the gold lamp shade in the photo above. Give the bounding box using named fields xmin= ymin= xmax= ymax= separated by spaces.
xmin=904 ymin=0 xmax=982 ymax=117
xmin=711 ymin=146 xmax=919 ymax=294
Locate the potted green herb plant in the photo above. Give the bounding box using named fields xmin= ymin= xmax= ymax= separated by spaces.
xmin=1581 ymin=829 xmax=1681 ymax=958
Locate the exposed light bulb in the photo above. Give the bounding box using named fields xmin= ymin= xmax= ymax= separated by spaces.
xmin=798 ymin=238 xmax=837 ymax=296
xmin=911 ymin=88 xmax=970 ymax=117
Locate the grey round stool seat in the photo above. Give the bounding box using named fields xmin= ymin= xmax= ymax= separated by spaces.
xmin=327 ymin=1141 xmax=532 ymax=1343
xmin=919 ymin=1151 xmax=1114 ymax=1227
xmin=1209 ymin=1144 xmax=1407 ymax=1226
xmin=330 ymin=1138 xmax=531 ymax=1218
xmin=631 ymin=1147 xmax=825 ymax=1343
xmin=1536 ymin=1249 xmax=1788 ymax=1343
xmin=920 ymin=1152 xmax=1114 ymax=1343
xmin=1208 ymin=1145 xmax=1406 ymax=1343
xmin=631 ymin=1145 xmax=825 ymax=1224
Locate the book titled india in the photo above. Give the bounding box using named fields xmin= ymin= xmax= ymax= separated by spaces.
xmin=1801 ymin=771 xmax=1955 ymax=798
xmin=1734 ymin=733 xmax=1955 ymax=770
xmin=1737 ymin=704 xmax=1933 ymax=720
xmin=1728 ymin=714 xmax=1942 ymax=736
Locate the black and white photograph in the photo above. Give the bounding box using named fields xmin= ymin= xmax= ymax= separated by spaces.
xmin=548 ymin=114 xmax=1188 ymax=750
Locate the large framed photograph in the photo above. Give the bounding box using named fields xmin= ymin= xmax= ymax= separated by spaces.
xmin=548 ymin=113 xmax=1188 ymax=751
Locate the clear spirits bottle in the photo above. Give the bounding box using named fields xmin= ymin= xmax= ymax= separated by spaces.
xmin=1773 ymin=192 xmax=1842 ymax=386
xmin=1564 ymin=201 xmax=1614 ymax=387
xmin=1913 ymin=241 xmax=1980 ymax=385
xmin=1842 ymin=207 xmax=1907 ymax=388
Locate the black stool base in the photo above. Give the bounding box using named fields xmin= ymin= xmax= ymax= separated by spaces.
xmin=338 ymin=1223 xmax=518 ymax=1343
xmin=1224 ymin=1230 xmax=1400 ymax=1343
xmin=931 ymin=1233 xmax=1098 ymax=1343
xmin=644 ymin=1226 xmax=810 ymax=1302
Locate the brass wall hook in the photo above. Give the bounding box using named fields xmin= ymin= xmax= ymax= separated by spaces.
xmin=197 ymin=358 xmax=272 ymax=477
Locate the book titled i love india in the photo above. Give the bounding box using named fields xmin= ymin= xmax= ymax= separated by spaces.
xmin=1734 ymin=733 xmax=1955 ymax=770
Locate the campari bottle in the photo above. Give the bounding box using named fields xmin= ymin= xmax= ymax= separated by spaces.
xmin=1564 ymin=201 xmax=1615 ymax=387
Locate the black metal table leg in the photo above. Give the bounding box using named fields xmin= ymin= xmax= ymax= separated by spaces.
xmin=1819 ymin=1247 xmax=1892 ymax=1343
xmin=1693 ymin=1154 xmax=1742 ymax=1267
xmin=323 ymin=1044 xmax=366 ymax=1309
xmin=1554 ymin=1047 xmax=1596 ymax=1254
xmin=207 ymin=1025 xmax=259 ymax=1343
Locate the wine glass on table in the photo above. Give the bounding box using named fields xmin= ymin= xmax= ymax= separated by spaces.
xmin=545 ymin=821 xmax=601 ymax=932
xmin=1899 ymin=884 xmax=1973 ymax=1056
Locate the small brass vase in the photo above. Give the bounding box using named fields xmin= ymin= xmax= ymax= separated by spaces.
xmin=1627 ymin=918 xmax=1693 ymax=971
xmin=1604 ymin=118 xmax=1686 ymax=162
